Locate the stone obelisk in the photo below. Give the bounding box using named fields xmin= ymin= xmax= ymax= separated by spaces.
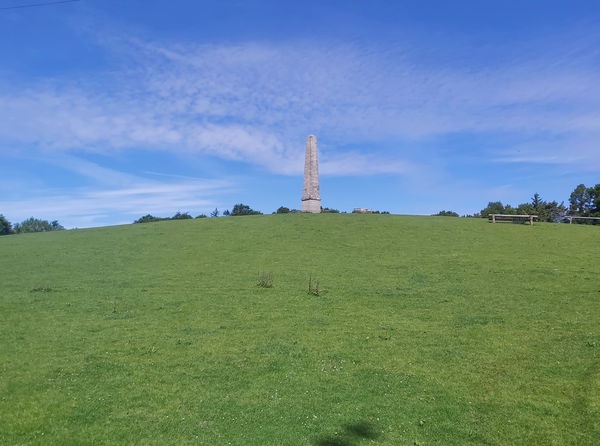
xmin=302 ymin=134 xmax=321 ymax=213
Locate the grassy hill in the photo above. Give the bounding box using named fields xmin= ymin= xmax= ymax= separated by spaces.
xmin=1 ymin=214 xmax=598 ymax=445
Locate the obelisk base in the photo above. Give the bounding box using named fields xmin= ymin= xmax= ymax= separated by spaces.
xmin=302 ymin=199 xmax=321 ymax=213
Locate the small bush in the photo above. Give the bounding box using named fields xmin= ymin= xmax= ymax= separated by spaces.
xmin=134 ymin=214 xmax=165 ymax=224
xmin=171 ymin=212 xmax=193 ymax=220
xmin=432 ymin=210 xmax=459 ymax=217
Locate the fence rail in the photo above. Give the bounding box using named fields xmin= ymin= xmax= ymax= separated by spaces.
xmin=565 ymin=216 xmax=600 ymax=223
xmin=489 ymin=214 xmax=538 ymax=225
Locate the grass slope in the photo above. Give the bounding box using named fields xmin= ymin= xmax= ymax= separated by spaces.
xmin=0 ymin=214 xmax=599 ymax=445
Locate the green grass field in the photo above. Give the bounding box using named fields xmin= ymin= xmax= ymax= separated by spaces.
xmin=1 ymin=214 xmax=598 ymax=445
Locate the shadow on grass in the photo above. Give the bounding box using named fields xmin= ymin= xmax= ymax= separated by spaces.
xmin=313 ymin=420 xmax=380 ymax=446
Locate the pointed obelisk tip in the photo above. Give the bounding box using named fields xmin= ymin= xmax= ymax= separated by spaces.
xmin=302 ymin=134 xmax=321 ymax=213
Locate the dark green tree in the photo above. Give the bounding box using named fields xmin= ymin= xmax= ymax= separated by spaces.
xmin=588 ymin=184 xmax=600 ymax=216
xmin=133 ymin=214 xmax=164 ymax=223
xmin=210 ymin=208 xmax=220 ymax=217
xmin=569 ymin=184 xmax=591 ymax=215
xmin=230 ymin=203 xmax=262 ymax=216
xmin=542 ymin=200 xmax=567 ymax=222
xmin=516 ymin=203 xmax=535 ymax=215
xmin=0 ymin=214 xmax=13 ymax=235
xmin=480 ymin=201 xmax=506 ymax=217
xmin=171 ymin=212 xmax=192 ymax=220
xmin=276 ymin=206 xmax=290 ymax=214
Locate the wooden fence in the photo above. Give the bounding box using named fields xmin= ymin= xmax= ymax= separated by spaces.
xmin=489 ymin=214 xmax=538 ymax=225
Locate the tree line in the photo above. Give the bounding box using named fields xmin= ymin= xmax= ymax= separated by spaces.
xmin=433 ymin=183 xmax=600 ymax=223
xmin=134 ymin=204 xmax=393 ymax=223
xmin=133 ymin=204 xmax=263 ymax=223
xmin=479 ymin=183 xmax=600 ymax=222
xmin=0 ymin=216 xmax=65 ymax=236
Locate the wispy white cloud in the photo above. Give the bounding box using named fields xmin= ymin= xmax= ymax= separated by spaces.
xmin=0 ymin=156 xmax=233 ymax=228
xmin=1 ymin=27 xmax=599 ymax=176
xmin=0 ymin=182 xmax=227 ymax=228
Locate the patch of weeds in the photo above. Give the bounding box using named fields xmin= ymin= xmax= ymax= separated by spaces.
xmin=30 ymin=286 xmax=52 ymax=293
xmin=256 ymin=271 xmax=273 ymax=288
xmin=308 ymin=276 xmax=322 ymax=296
xmin=142 ymin=346 xmax=158 ymax=355
xmin=176 ymin=339 xmax=192 ymax=346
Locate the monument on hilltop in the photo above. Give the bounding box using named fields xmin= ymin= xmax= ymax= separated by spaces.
xmin=302 ymin=135 xmax=321 ymax=213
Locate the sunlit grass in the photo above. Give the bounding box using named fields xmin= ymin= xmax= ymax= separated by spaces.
xmin=0 ymin=214 xmax=598 ymax=445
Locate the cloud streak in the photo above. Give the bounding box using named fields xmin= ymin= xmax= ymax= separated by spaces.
xmin=0 ymin=155 xmax=233 ymax=228
xmin=1 ymin=26 xmax=599 ymax=177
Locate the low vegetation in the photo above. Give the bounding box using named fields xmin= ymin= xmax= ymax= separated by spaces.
xmin=432 ymin=210 xmax=459 ymax=217
xmin=133 ymin=212 xmax=194 ymax=223
xmin=0 ymin=216 xmax=64 ymax=235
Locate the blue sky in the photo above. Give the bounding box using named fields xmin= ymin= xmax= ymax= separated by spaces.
xmin=1 ymin=0 xmax=599 ymax=227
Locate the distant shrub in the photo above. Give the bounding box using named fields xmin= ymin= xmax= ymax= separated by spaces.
xmin=14 ymin=217 xmax=64 ymax=233
xmin=321 ymin=207 xmax=340 ymax=213
xmin=134 ymin=212 xmax=193 ymax=223
xmin=195 ymin=214 xmax=208 ymax=219
xmin=276 ymin=206 xmax=290 ymax=214
xmin=433 ymin=210 xmax=459 ymax=217
xmin=231 ymin=203 xmax=262 ymax=216
xmin=133 ymin=214 xmax=165 ymax=224
xmin=171 ymin=212 xmax=193 ymax=220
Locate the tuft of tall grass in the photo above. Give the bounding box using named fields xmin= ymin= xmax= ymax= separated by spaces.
xmin=256 ymin=271 xmax=273 ymax=288
xmin=308 ymin=276 xmax=322 ymax=295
